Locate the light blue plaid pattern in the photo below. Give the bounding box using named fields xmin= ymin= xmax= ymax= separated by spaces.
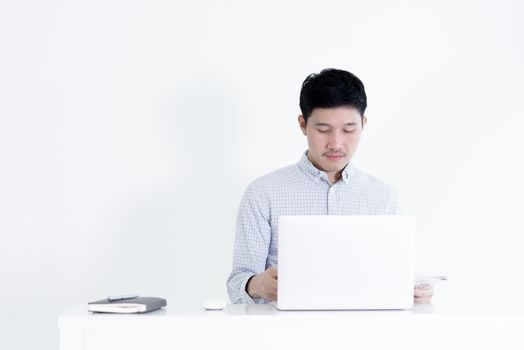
xmin=227 ymin=151 xmax=399 ymax=304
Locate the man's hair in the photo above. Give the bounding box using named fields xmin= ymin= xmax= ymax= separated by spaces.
xmin=299 ymin=68 xmax=367 ymax=123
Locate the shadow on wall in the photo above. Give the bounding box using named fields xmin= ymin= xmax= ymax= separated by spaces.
xmin=107 ymin=76 xmax=244 ymax=302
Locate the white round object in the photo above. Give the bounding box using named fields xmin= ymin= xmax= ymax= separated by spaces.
xmin=201 ymin=299 xmax=226 ymax=310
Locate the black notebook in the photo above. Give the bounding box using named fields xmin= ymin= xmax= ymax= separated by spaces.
xmin=88 ymin=297 xmax=167 ymax=313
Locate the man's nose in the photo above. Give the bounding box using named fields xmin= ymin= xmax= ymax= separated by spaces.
xmin=327 ymin=133 xmax=343 ymax=150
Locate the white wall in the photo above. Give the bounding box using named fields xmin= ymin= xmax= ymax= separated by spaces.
xmin=1 ymin=1 xmax=523 ymax=349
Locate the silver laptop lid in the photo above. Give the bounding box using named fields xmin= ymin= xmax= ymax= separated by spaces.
xmin=277 ymin=215 xmax=415 ymax=310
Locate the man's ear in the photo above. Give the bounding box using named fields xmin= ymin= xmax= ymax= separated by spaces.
xmin=298 ymin=115 xmax=307 ymax=135
xmin=361 ymin=116 xmax=368 ymax=130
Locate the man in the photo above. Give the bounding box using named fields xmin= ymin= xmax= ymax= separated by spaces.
xmin=227 ymin=68 xmax=433 ymax=304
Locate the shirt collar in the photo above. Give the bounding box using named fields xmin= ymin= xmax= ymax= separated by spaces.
xmin=298 ymin=151 xmax=353 ymax=185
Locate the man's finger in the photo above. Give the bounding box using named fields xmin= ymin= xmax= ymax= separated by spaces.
xmin=414 ymin=296 xmax=432 ymax=304
xmin=267 ymin=294 xmax=277 ymax=302
xmin=414 ymin=287 xmax=434 ymax=297
xmin=267 ymin=266 xmax=278 ymax=277
xmin=272 ymin=283 xmax=278 ymax=293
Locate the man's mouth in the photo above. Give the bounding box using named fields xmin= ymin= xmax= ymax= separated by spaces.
xmin=324 ymin=153 xmax=345 ymax=161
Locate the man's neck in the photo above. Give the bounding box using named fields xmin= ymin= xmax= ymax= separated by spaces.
xmin=327 ymin=171 xmax=342 ymax=185
xmin=306 ymin=152 xmax=344 ymax=185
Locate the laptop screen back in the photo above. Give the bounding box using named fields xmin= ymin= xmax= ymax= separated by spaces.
xmin=277 ymin=215 xmax=415 ymax=310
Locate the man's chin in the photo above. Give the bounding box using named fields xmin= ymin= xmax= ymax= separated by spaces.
xmin=309 ymin=154 xmax=348 ymax=173
xmin=322 ymin=158 xmax=348 ymax=168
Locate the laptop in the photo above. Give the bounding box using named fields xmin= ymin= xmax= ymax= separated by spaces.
xmin=275 ymin=215 xmax=415 ymax=310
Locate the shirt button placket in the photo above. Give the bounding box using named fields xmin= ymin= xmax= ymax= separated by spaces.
xmin=327 ymin=184 xmax=337 ymax=215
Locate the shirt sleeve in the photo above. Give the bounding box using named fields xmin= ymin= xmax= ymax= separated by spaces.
xmin=226 ymin=181 xmax=271 ymax=304
xmin=386 ymin=188 xmax=400 ymax=215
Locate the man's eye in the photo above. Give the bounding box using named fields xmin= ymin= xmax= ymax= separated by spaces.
xmin=318 ymin=129 xmax=328 ymax=133
xmin=344 ymin=129 xmax=356 ymax=134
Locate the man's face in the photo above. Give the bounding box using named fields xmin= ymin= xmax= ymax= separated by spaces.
xmin=299 ymin=106 xmax=367 ymax=180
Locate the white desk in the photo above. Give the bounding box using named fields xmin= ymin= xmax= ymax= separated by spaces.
xmin=59 ymin=302 xmax=524 ymax=350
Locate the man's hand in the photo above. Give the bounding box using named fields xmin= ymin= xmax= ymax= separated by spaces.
xmin=414 ymin=284 xmax=434 ymax=304
xmin=246 ymin=266 xmax=278 ymax=301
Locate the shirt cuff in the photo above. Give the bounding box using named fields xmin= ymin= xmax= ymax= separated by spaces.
xmin=240 ymin=274 xmax=266 ymax=304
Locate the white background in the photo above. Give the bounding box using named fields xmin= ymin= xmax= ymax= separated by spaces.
xmin=1 ymin=1 xmax=523 ymax=349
